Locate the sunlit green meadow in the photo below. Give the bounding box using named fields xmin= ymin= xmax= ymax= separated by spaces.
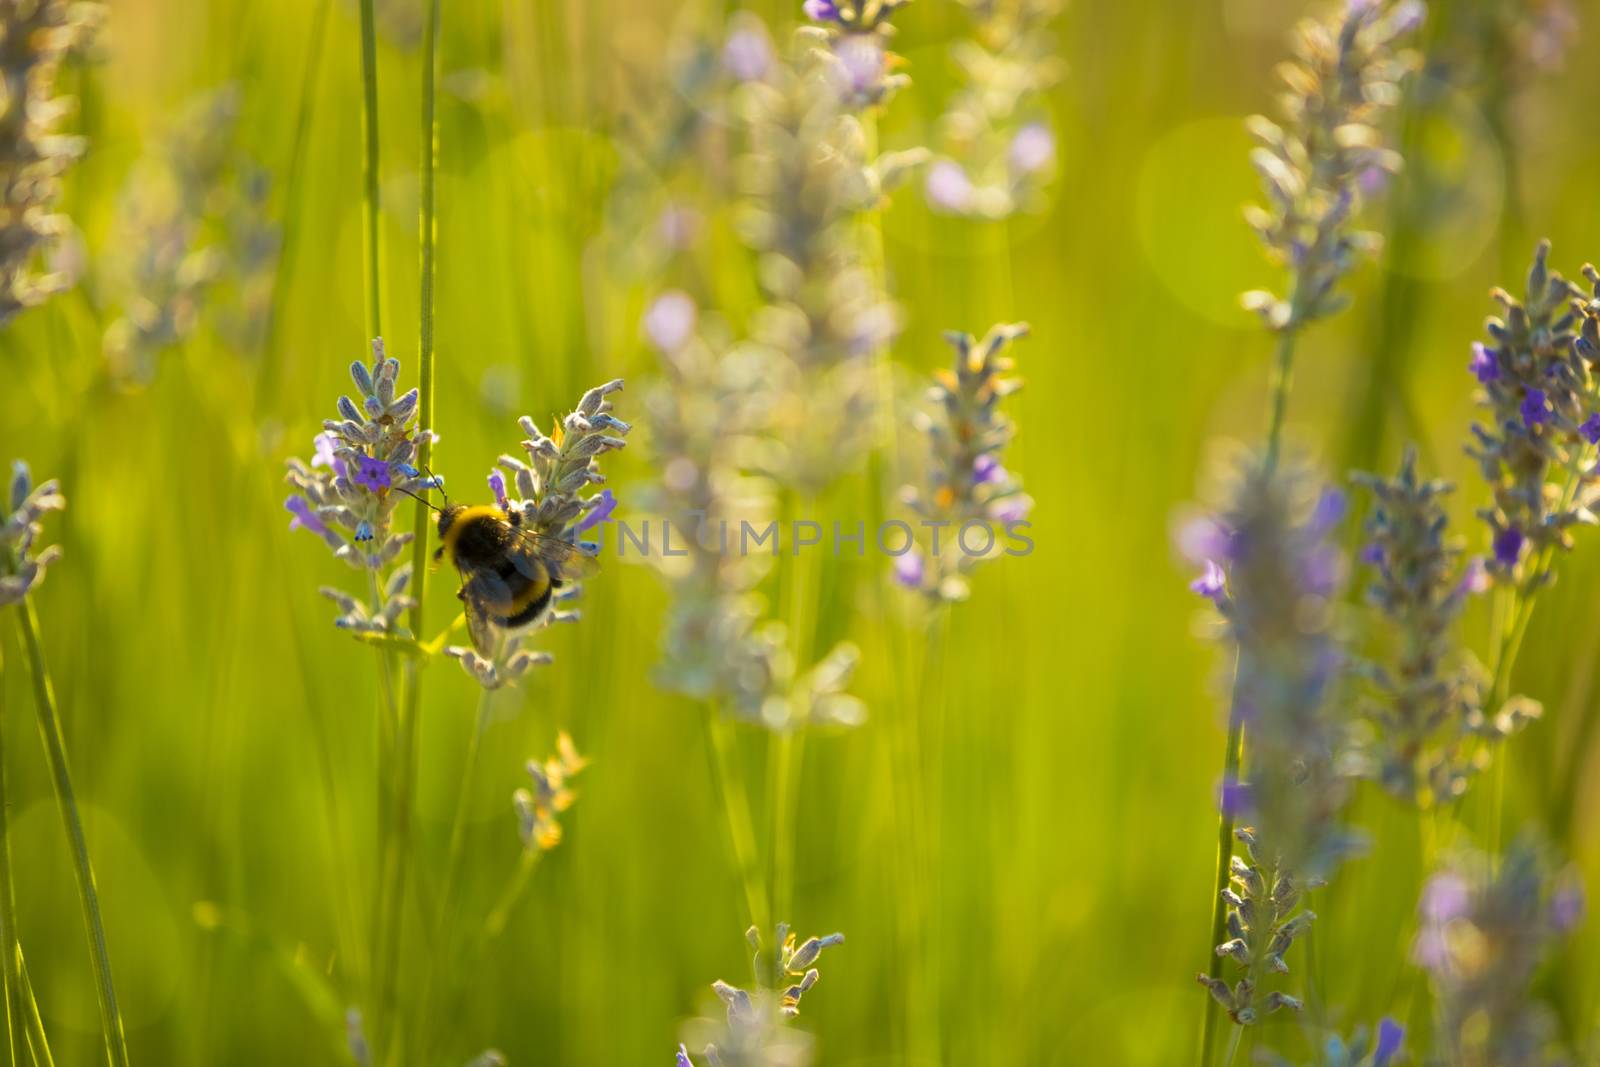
xmin=2 ymin=0 xmax=1600 ymax=1064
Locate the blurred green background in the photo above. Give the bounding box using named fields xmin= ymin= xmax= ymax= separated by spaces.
xmin=2 ymin=0 xmax=1599 ymax=1063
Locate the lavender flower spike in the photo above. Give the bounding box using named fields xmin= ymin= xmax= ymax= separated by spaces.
xmin=901 ymin=323 xmax=1031 ymax=602
xmin=1240 ymin=0 xmax=1421 ymax=332
xmin=445 ymin=380 xmax=629 ymax=689
xmin=1466 ymin=242 xmax=1600 ymax=588
xmin=284 ymin=338 xmax=435 ymax=637
xmin=0 ymin=461 xmax=67 ymax=607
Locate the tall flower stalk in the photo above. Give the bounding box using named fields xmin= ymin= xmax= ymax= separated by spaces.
xmin=357 ymin=0 xmax=383 ymax=340
xmin=1462 ymin=242 xmax=1600 ymax=853
xmin=1198 ymin=7 xmax=1420 ymax=1063
xmin=2 ymin=463 xmax=129 ymax=1067
xmin=1192 ymin=461 xmax=1360 ymax=1050
xmin=381 ymin=0 xmax=442 ymax=1057
xmin=284 ymin=341 xmax=435 ymax=1058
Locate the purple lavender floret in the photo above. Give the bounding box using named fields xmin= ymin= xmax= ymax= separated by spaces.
xmin=1468 ymin=341 xmax=1500 ymax=383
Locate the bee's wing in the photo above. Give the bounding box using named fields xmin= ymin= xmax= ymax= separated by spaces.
xmin=508 ymin=528 xmax=600 ymax=583
xmin=459 ymin=567 xmax=515 ymax=655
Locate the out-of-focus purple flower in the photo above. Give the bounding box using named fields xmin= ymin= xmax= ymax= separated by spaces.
xmin=285 ymin=495 xmax=329 ymax=537
xmin=1303 ymin=546 xmax=1342 ymax=597
xmin=1459 ymin=555 xmax=1490 ymax=595
xmin=723 ymin=26 xmax=773 ymax=81
xmin=1190 ymin=559 xmax=1227 ymax=605
xmin=1526 ymin=0 xmax=1578 ymax=71
xmin=1580 ymin=413 xmax=1600 ymax=445
xmin=657 ymin=204 xmax=701 ymax=250
xmin=643 ymin=290 xmax=696 ymax=353
xmin=846 ymin=302 xmax=898 ymax=357
xmin=1008 ymin=122 xmax=1056 ymax=175
xmin=1551 ymin=880 xmax=1586 ymax=933
xmin=1358 ymin=165 xmax=1390 ymax=198
xmin=1469 ymin=342 xmax=1500 ymax=384
xmin=1413 ymin=930 xmax=1449 ymax=972
xmin=1176 ymin=514 xmax=1234 ymax=564
xmin=973 ymin=453 xmax=1004 ymax=484
xmin=1494 ymin=526 xmax=1525 ymax=567
xmin=834 ymin=35 xmax=884 ymax=97
xmin=1422 ymin=872 xmax=1472 ymax=923
xmin=312 ymin=431 xmax=341 ymax=471
xmin=354 ymin=454 xmax=393 ymax=493
xmin=676 ymin=1045 xmax=694 ymax=1067
xmin=1310 ymin=486 xmax=1346 ymax=535
xmin=989 ymin=494 xmax=1032 ymax=523
xmin=1373 ymin=1017 xmax=1404 ymax=1067
xmin=1392 ymin=0 xmax=1426 ymax=34
xmin=1216 ymin=774 xmax=1252 ymax=816
xmin=803 ymin=0 xmax=842 ymax=21
xmin=1521 ymin=388 xmax=1550 ymax=428
xmin=1360 ymin=542 xmax=1384 ymax=565
xmin=893 ymin=549 xmax=924 ymax=589
xmin=489 ymin=469 xmax=508 ymax=510
xmin=575 ymin=488 xmax=617 ymax=534
xmin=925 ymin=160 xmax=974 ymax=213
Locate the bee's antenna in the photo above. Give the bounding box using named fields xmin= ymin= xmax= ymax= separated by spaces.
xmin=423 ymin=462 xmax=448 ymax=505
xmin=394 ymin=484 xmax=445 ymax=514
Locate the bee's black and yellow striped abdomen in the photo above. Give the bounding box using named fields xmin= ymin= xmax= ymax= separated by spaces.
xmin=495 ymin=555 xmax=555 ymax=627
xmin=438 ymin=504 xmax=558 ymax=628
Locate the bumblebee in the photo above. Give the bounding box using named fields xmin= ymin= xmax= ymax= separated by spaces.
xmin=433 ymin=503 xmax=598 ymax=655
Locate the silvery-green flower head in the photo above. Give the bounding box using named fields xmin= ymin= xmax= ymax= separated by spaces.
xmin=284 ymin=339 xmax=440 ymax=637
xmin=0 ymin=0 xmax=101 ymax=326
xmin=284 ymin=339 xmax=434 ymax=565
xmin=680 ymin=925 xmax=844 ymax=1067
xmin=1240 ymin=0 xmax=1421 ymax=332
xmin=103 ymin=84 xmax=280 ymax=383
xmin=1415 ymin=838 xmax=1582 ymax=1066
xmin=0 ymin=460 xmax=66 ymax=607
xmin=1350 ymin=449 xmax=1528 ymax=806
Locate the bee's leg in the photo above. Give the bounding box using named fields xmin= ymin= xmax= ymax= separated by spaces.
xmin=507 ymin=509 xmax=521 ymax=528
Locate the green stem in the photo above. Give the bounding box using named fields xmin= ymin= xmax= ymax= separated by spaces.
xmin=1199 ymin=655 xmax=1245 ymax=1067
xmin=416 ymin=686 xmax=493 ymax=1060
xmin=1262 ymin=326 xmax=1300 ymax=476
xmin=17 ymin=957 xmax=49 ymax=1067
xmin=0 ymin=641 xmax=23 ymax=1067
xmin=408 ymin=0 xmax=441 ymax=641
xmin=771 ymin=495 xmax=818 ymax=926
xmin=1481 ymin=458 xmax=1585 ymax=859
xmin=915 ymin=606 xmax=951 ymax=1067
xmin=706 ymin=709 xmax=769 ymax=934
xmin=768 ymin=731 xmax=798 ymax=927
xmin=377 ymin=3 xmax=441 ymax=1057
xmin=356 ymin=0 xmax=384 ymax=341
xmin=1222 ymin=1023 xmax=1244 ymax=1067
xmin=15 ymin=599 xmax=128 ymax=1067
xmin=482 ymin=849 xmax=541 ymax=940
